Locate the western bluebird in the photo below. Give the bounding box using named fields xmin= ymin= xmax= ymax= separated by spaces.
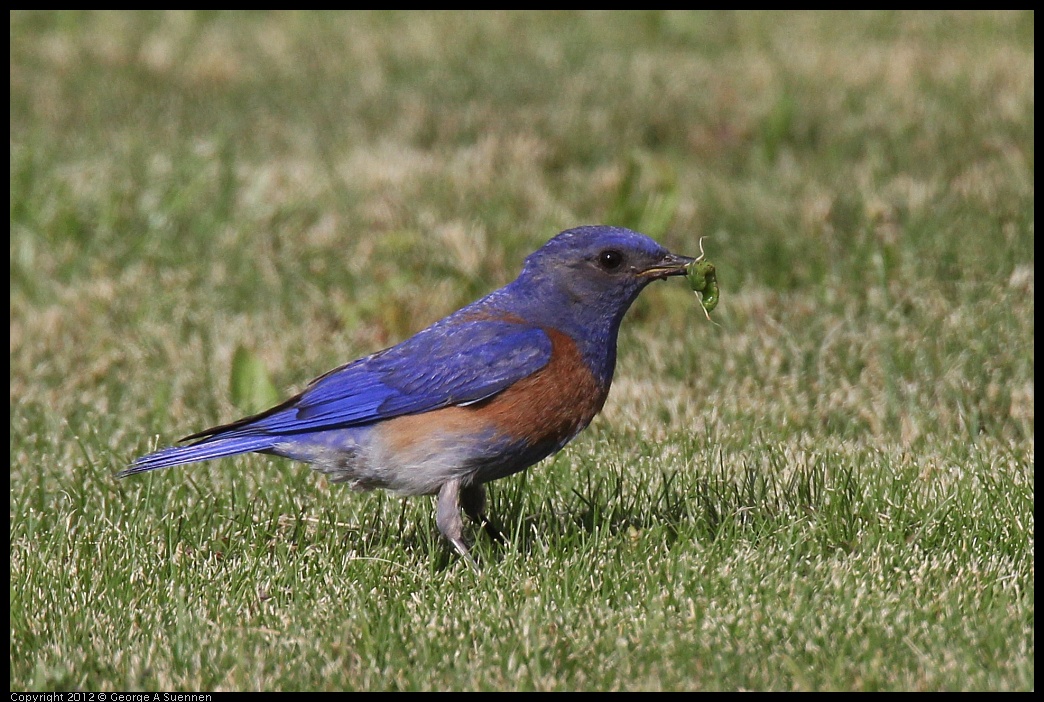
xmin=121 ymin=225 xmax=696 ymax=563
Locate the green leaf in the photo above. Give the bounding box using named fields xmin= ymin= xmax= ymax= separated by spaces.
xmin=229 ymin=345 xmax=280 ymax=415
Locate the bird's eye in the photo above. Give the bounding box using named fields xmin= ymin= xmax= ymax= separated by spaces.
xmin=598 ymin=249 xmax=624 ymax=270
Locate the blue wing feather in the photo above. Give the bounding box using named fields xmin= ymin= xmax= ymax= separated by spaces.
xmin=122 ymin=316 xmax=554 ymax=476
xmin=201 ymin=318 xmax=551 ymax=437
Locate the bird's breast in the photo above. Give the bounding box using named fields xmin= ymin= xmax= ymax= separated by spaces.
xmin=370 ymin=326 xmax=610 ymax=490
xmin=473 ymin=326 xmax=609 ymax=449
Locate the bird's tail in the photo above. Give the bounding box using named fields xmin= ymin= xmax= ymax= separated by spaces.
xmin=118 ymin=434 xmax=277 ymax=478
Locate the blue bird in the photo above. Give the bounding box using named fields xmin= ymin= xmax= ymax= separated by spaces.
xmin=122 ymin=225 xmax=696 ymax=562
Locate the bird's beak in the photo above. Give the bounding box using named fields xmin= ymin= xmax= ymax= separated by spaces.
xmin=639 ymin=252 xmax=697 ymax=280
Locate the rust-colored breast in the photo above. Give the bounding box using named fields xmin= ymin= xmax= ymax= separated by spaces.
xmin=478 ymin=327 xmax=608 ymax=448
xmin=374 ymin=325 xmax=608 ymax=475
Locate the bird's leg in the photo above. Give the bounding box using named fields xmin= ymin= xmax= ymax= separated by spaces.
xmin=461 ymin=483 xmax=505 ymax=544
xmin=436 ymin=479 xmax=477 ymax=568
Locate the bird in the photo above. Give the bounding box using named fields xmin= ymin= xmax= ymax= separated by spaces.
xmin=121 ymin=225 xmax=696 ymax=563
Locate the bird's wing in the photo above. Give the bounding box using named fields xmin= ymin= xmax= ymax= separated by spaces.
xmin=184 ymin=318 xmax=553 ymax=441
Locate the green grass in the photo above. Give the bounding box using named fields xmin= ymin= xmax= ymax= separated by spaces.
xmin=10 ymin=10 xmax=1033 ymax=691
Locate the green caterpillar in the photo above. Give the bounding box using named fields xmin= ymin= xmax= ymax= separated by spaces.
xmin=687 ymin=258 xmax=719 ymax=315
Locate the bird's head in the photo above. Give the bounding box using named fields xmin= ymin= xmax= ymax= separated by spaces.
xmin=518 ymin=225 xmax=695 ymax=317
xmin=481 ymin=225 xmax=697 ymax=384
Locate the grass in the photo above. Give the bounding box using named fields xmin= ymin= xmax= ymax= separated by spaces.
xmin=9 ymin=10 xmax=1034 ymax=691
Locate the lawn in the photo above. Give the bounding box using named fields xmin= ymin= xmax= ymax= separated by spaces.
xmin=9 ymin=10 xmax=1034 ymax=691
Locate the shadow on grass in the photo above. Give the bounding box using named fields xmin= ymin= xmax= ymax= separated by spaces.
xmin=468 ymin=456 xmax=866 ymax=564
